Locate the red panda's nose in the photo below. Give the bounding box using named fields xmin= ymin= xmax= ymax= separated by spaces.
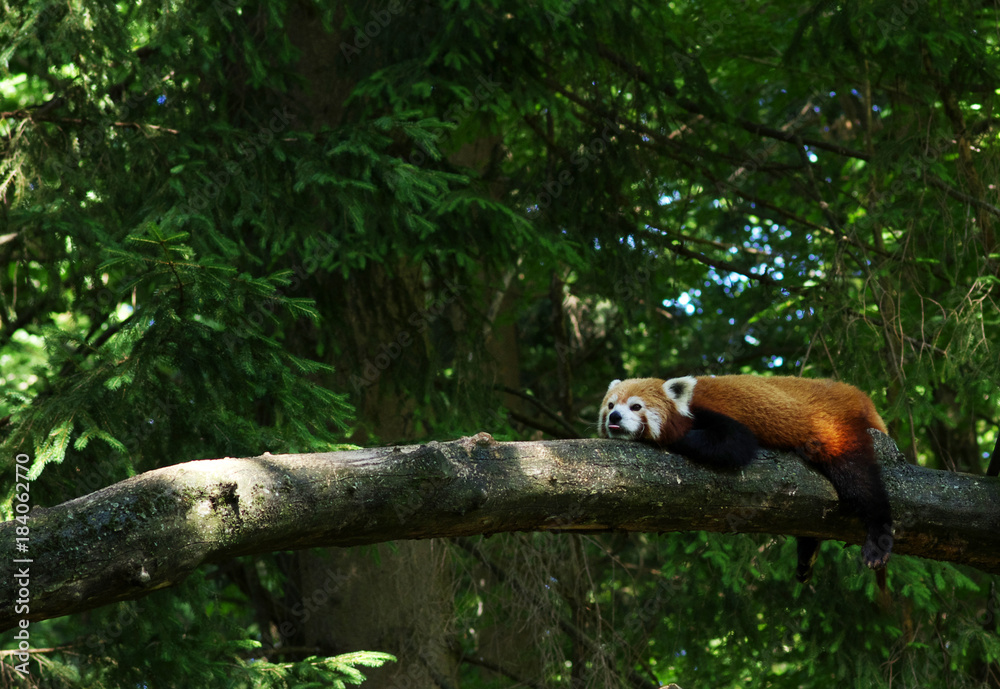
xmin=608 ymin=411 xmax=622 ymax=427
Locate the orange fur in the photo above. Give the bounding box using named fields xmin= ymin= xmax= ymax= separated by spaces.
xmin=689 ymin=375 xmax=886 ymax=463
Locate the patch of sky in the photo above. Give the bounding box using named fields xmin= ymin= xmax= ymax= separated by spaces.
xmin=662 ymin=289 xmax=701 ymax=316
xmin=660 ymin=219 xmax=801 ymax=312
xmin=708 ymin=266 xmax=749 ymax=295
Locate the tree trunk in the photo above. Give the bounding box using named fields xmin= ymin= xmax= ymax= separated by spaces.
xmin=276 ymin=6 xmax=460 ymax=685
xmin=294 ymin=542 xmax=457 ymax=688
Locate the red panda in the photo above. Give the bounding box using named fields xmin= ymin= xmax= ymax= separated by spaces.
xmin=599 ymin=375 xmax=892 ymax=583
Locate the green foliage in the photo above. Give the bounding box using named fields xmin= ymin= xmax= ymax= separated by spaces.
xmin=19 ymin=568 xmax=393 ymax=688
xmin=2 ymin=0 xmax=1000 ymax=686
xmin=456 ymin=532 xmax=1000 ymax=688
xmin=240 ymin=651 xmax=397 ymax=689
xmin=0 ymin=222 xmax=351 ymax=512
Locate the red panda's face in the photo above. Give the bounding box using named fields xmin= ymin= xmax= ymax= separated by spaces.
xmin=599 ymin=377 xmax=696 ymax=445
xmin=599 ymin=378 xmax=667 ymax=442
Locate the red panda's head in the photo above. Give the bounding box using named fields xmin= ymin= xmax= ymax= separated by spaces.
xmin=599 ymin=377 xmax=697 ymax=446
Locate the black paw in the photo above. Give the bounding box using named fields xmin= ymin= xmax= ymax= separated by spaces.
xmin=795 ymin=563 xmax=814 ymax=584
xmin=862 ymin=534 xmax=892 ymax=569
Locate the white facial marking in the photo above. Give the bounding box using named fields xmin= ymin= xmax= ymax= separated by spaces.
xmin=645 ymin=408 xmax=661 ymax=440
xmin=601 ymin=385 xmax=649 ymax=440
xmin=621 ymin=396 xmax=648 ymax=438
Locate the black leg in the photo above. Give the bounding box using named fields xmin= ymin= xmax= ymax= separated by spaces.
xmin=796 ymin=536 xmax=820 ymax=583
xmin=816 ymin=460 xmax=893 ymax=570
xmin=667 ymin=409 xmax=759 ymax=469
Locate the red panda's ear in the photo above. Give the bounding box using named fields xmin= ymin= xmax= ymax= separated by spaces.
xmin=607 ymin=379 xmax=622 ymax=392
xmin=663 ymin=376 xmax=696 ymax=418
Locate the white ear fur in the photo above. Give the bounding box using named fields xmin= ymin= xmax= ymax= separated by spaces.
xmin=663 ymin=376 xmax=697 ymax=418
xmin=607 ymin=379 xmax=623 ymax=392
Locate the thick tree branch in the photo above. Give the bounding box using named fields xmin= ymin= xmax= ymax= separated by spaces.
xmin=2 ymin=432 xmax=999 ymax=631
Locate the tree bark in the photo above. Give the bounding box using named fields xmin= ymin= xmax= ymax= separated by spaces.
xmin=3 ymin=431 xmax=999 ymax=631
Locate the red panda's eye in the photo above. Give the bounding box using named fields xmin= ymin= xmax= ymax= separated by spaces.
xmin=630 ymin=403 xmax=642 ymax=411
xmin=607 ymin=402 xmax=613 ymax=410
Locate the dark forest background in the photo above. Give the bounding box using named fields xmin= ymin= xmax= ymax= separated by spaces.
xmin=2 ymin=0 xmax=999 ymax=686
